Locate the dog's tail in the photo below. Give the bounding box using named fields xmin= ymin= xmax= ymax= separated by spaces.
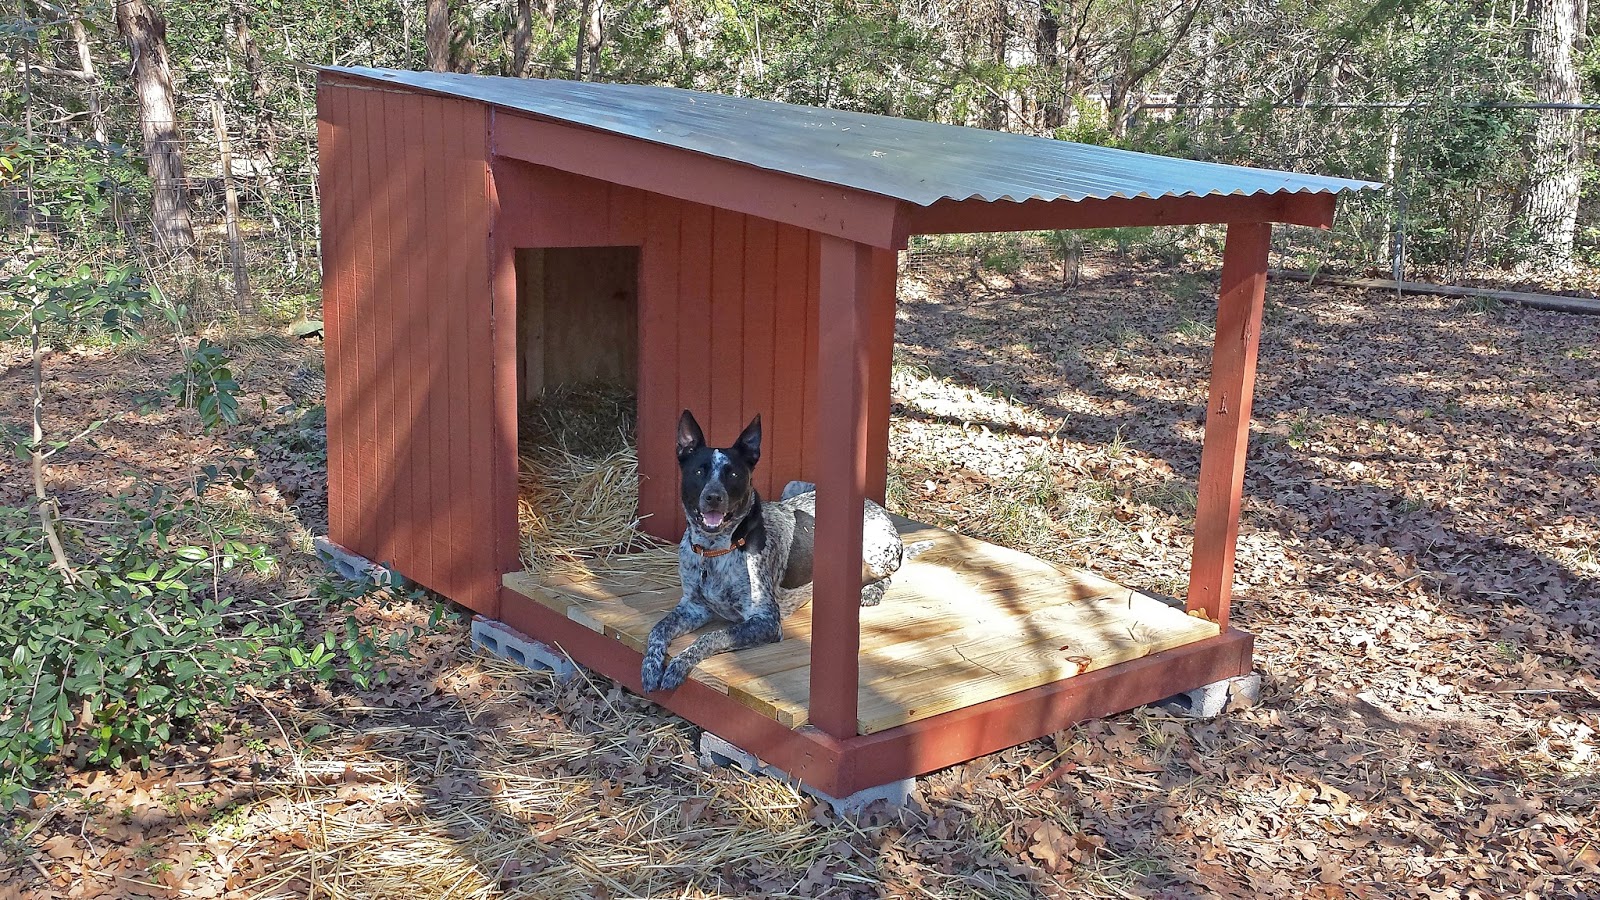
xmin=903 ymin=540 xmax=935 ymax=561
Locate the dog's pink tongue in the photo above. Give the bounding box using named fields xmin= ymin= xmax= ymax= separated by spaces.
xmin=702 ymin=511 xmax=725 ymax=528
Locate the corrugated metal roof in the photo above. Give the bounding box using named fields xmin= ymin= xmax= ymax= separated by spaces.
xmin=326 ymin=66 xmax=1382 ymax=207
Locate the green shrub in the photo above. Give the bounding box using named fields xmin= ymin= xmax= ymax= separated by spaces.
xmin=0 ymin=505 xmax=268 ymax=806
xmin=980 ymin=246 xmax=1025 ymax=275
xmin=168 ymin=337 xmax=242 ymax=431
xmin=1080 ymin=226 xmax=1157 ymax=258
xmin=0 ymin=471 xmax=445 ymax=808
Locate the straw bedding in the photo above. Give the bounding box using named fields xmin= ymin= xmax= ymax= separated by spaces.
xmin=516 ymin=386 xmax=678 ymax=583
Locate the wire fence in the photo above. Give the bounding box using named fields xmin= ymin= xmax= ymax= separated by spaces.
xmin=5 ymin=128 xmax=322 ymax=321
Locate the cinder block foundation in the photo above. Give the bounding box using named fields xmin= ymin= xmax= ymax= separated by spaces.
xmin=313 ymin=536 xmax=400 ymax=586
xmin=470 ymin=616 xmax=581 ymax=680
xmin=699 ymin=730 xmax=914 ymax=816
xmin=1156 ymin=672 xmax=1262 ymax=718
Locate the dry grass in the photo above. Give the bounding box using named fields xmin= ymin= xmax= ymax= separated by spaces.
xmin=236 ymin=654 xmax=1038 ymax=900
xmin=243 ymin=382 xmax=1052 ymax=898
xmin=517 ymin=445 xmax=673 ymax=578
xmin=8 ymin=259 xmax=1597 ymax=899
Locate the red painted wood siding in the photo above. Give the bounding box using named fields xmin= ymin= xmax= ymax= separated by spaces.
xmin=320 ymin=86 xmax=898 ymax=613
xmin=319 ymin=79 xmax=502 ymax=614
xmin=491 ymin=156 xmax=883 ymax=542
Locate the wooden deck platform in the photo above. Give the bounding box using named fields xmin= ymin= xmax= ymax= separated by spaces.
xmin=503 ymin=519 xmax=1219 ymax=735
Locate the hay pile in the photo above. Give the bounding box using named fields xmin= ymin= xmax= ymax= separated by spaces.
xmin=517 ymin=386 xmax=676 ymax=581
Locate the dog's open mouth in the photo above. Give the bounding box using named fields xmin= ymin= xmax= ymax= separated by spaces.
xmin=701 ymin=510 xmax=726 ymax=529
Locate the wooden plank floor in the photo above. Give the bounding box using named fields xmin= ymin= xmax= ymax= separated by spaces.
xmin=503 ymin=518 xmax=1220 ymax=734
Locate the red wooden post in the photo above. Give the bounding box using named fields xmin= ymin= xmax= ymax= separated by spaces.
xmin=637 ymin=197 xmax=684 ymax=542
xmin=487 ymin=156 xmax=521 ymax=618
xmin=316 ymin=82 xmax=352 ymax=551
xmin=863 ymin=247 xmax=897 ymax=504
xmin=1187 ymin=221 xmax=1271 ymax=629
xmin=811 ymin=234 xmax=874 ymax=739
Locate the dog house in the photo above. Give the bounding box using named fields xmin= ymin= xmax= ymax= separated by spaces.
xmin=316 ymin=67 xmax=1376 ymax=798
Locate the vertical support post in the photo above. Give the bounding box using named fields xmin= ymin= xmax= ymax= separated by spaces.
xmin=637 ymin=198 xmax=684 ymax=543
xmin=811 ymin=235 xmax=872 ymax=739
xmin=1187 ymin=222 xmax=1271 ymax=630
xmin=517 ymin=249 xmax=546 ymax=401
xmin=863 ymin=247 xmax=897 ymax=505
xmin=486 ymin=156 xmax=520 ymax=617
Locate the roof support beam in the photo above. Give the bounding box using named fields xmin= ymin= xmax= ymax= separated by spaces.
xmin=810 ymin=235 xmax=879 ymax=740
xmin=902 ymin=190 xmax=1336 ymax=238
xmin=864 ymin=246 xmax=897 ymax=505
xmin=492 ymin=111 xmax=906 ymax=249
xmin=1186 ymin=221 xmax=1271 ymax=630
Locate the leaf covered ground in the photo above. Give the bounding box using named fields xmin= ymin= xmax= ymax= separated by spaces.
xmin=2 ymin=257 xmax=1597 ymax=899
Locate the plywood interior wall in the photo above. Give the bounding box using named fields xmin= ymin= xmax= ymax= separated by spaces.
xmin=516 ymin=246 xmax=639 ymax=402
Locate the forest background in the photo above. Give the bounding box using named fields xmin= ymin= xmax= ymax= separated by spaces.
xmin=3 ymin=0 xmax=1599 ymax=830
xmin=2 ymin=3 xmax=1599 ymax=895
xmin=5 ymin=0 xmax=1598 ymax=327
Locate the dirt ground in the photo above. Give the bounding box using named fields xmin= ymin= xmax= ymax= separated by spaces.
xmin=2 ymin=257 xmax=1597 ymax=899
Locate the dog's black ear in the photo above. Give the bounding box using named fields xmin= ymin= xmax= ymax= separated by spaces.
xmin=676 ymin=410 xmax=705 ymax=461
xmin=735 ymin=414 xmax=762 ymax=466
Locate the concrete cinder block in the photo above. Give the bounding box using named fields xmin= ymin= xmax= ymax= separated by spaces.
xmin=699 ymin=730 xmax=914 ymax=816
xmin=313 ymin=536 xmax=400 ymax=587
xmin=470 ymin=616 xmax=579 ymax=681
xmin=1156 ymin=673 xmax=1262 ymax=718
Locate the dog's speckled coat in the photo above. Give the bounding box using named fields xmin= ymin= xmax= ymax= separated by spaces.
xmin=640 ymin=415 xmax=923 ymax=693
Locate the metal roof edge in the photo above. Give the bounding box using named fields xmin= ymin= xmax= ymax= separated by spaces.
xmin=318 ymin=66 xmax=1387 ymax=206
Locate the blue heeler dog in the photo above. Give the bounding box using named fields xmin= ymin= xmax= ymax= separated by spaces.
xmin=639 ymin=410 xmax=929 ymax=692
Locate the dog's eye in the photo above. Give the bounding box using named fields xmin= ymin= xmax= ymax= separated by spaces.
xmin=697 ymin=466 xmax=707 ymax=476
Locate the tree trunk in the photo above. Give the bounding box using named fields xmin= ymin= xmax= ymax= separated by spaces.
xmin=512 ymin=0 xmax=532 ymax=76
xmin=664 ymin=0 xmax=691 ymax=57
xmin=212 ymin=94 xmax=252 ymax=312
xmin=233 ymin=2 xmax=266 ymax=101
xmin=231 ymin=0 xmax=274 ymax=151
xmin=115 ymin=0 xmax=195 ymax=256
xmin=984 ymin=0 xmax=1009 ymax=130
xmin=584 ymin=0 xmax=604 ymax=79
xmin=1063 ymin=0 xmax=1089 ymax=104
xmin=72 ymin=17 xmax=107 ymax=144
xmin=585 ymin=0 xmax=601 ymax=78
xmin=1522 ymin=0 xmax=1588 ymax=266
xmin=574 ymin=0 xmax=592 ymax=78
xmin=1037 ymin=3 xmax=1063 ymax=131
xmin=401 ymin=0 xmax=412 ymax=63
xmin=1107 ymin=77 xmax=1128 ymax=138
xmin=426 ymin=0 xmax=451 ymax=72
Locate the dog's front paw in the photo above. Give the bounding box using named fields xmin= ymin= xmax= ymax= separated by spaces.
xmin=658 ymin=657 xmax=695 ymax=691
xmin=640 ymin=654 xmax=665 ymax=692
xmin=860 ymin=581 xmax=887 ymax=607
